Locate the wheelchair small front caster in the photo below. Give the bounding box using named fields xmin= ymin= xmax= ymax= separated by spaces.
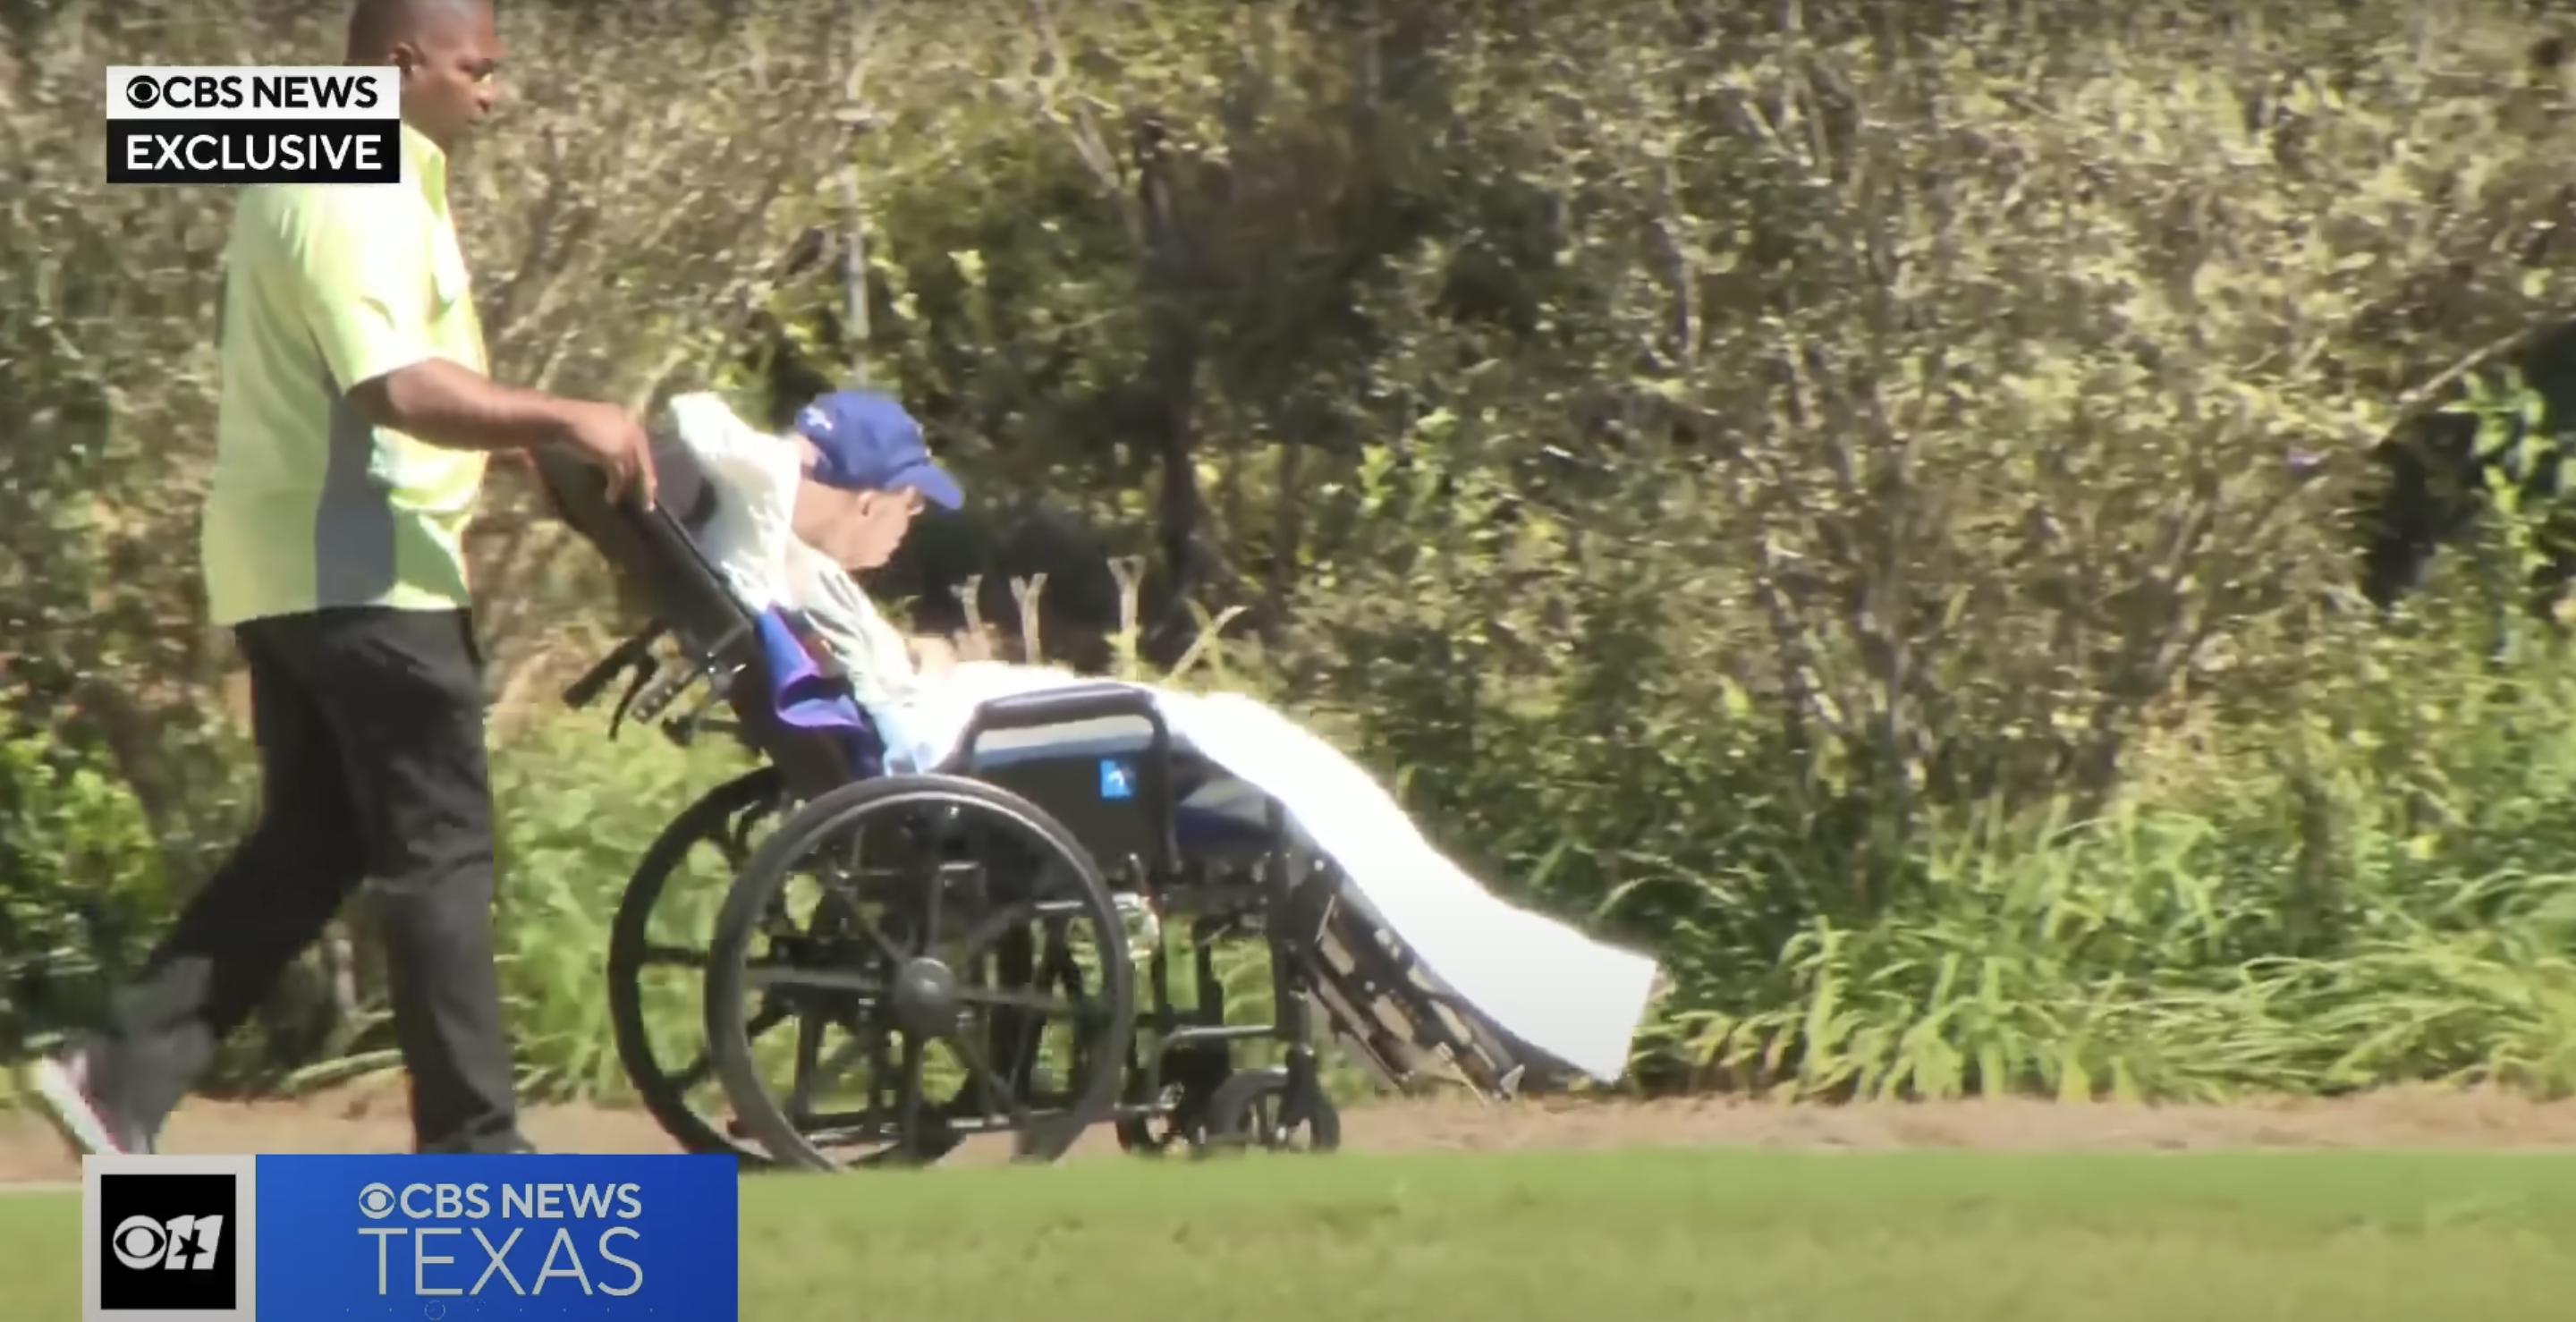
xmin=1200 ymin=1065 xmax=1342 ymax=1155
xmin=1117 ymin=1038 xmax=1233 ymax=1157
xmin=1114 ymin=1096 xmax=1208 ymax=1157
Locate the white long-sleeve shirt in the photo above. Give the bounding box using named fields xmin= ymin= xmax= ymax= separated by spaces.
xmin=662 ymin=392 xmax=926 ymax=732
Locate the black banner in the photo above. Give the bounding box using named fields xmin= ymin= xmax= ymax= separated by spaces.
xmin=106 ymin=118 xmax=401 ymax=184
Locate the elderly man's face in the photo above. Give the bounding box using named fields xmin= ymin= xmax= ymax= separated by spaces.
xmin=792 ymin=438 xmax=925 ymax=572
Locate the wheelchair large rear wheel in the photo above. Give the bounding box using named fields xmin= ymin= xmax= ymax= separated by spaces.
xmin=606 ymin=766 xmax=792 ymax=1165
xmin=703 ymin=773 xmax=1135 ymax=1170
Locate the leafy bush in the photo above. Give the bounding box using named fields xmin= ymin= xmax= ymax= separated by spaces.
xmin=479 ymin=708 xmax=764 ymax=1104
xmin=0 ymin=729 xmax=174 ymax=1062
xmin=18 ymin=0 xmax=2576 ymax=1117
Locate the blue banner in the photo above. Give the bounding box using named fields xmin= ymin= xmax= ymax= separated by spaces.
xmin=250 ymin=1153 xmax=738 ymax=1319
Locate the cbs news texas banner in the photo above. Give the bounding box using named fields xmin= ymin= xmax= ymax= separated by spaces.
xmin=81 ymin=1152 xmax=738 ymax=1320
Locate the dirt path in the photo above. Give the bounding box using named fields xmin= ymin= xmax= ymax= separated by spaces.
xmin=10 ymin=1080 xmax=2576 ymax=1182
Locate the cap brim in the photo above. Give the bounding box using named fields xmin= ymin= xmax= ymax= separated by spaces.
xmin=892 ymin=462 xmax=963 ymax=511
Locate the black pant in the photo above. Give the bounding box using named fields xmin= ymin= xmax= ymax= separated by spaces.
xmin=96 ymin=606 xmax=523 ymax=1154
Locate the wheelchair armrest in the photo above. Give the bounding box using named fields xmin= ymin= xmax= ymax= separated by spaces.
xmin=947 ymin=682 xmax=1182 ymax=884
xmin=955 ymin=682 xmax=1167 ymax=744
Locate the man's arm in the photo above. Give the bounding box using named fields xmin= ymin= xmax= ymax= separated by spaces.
xmin=350 ymin=360 xmax=662 ymax=508
xmin=347 ymin=357 xmax=606 ymax=453
xmin=265 ymin=188 xmax=655 ymax=504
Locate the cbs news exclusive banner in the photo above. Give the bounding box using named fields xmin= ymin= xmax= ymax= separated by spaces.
xmin=80 ymin=1152 xmax=740 ymax=1320
xmin=105 ymin=65 xmax=403 ymax=184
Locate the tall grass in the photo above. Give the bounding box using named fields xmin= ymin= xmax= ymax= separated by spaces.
xmin=1633 ymin=535 xmax=2576 ymax=1102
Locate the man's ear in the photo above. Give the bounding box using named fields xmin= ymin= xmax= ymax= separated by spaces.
xmin=386 ymin=41 xmax=428 ymax=81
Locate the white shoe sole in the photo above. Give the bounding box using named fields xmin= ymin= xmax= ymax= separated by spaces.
xmin=23 ymin=1057 xmax=125 ymax=1157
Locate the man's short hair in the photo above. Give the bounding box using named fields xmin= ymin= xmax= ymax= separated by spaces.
xmin=346 ymin=0 xmax=484 ymax=62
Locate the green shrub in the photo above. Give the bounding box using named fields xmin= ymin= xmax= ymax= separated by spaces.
xmin=21 ymin=0 xmax=2576 ymax=1119
xmin=483 ymin=710 xmax=760 ymax=1102
xmin=0 ymin=729 xmax=174 ymax=1061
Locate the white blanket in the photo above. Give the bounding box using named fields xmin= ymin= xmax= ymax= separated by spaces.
xmin=659 ymin=392 xmax=1663 ymax=1084
xmin=881 ymin=660 xmax=1665 ymax=1085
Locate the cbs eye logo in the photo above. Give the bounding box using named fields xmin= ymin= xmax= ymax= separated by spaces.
xmin=116 ymin=72 xmax=242 ymax=112
xmin=111 ymin=1212 xmax=226 ymax=1270
xmin=359 ymin=1182 xmax=396 ymax=1218
xmin=97 ymin=1171 xmax=240 ymax=1312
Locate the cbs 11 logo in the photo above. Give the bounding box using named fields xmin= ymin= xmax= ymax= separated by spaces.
xmin=94 ymin=1167 xmax=244 ymax=1316
xmin=111 ymin=1211 xmax=227 ymax=1272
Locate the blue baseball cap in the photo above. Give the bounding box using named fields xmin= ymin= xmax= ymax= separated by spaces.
xmin=791 ymin=389 xmax=963 ymax=510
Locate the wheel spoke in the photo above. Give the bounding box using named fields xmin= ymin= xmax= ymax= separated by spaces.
xmin=897 ymin=1035 xmax=926 ymax=1143
xmin=919 ymin=855 xmax=945 ymax=957
xmin=788 ymin=1013 xmax=825 ymax=1121
xmin=795 ymin=1033 xmax=875 ymax=1103
xmin=808 ymin=878 xmax=911 ymax=968
xmin=640 ymin=943 xmax=705 ymax=969
xmin=858 ymin=916 xmax=911 ymax=969
xmin=943 ymin=1019 xmax=1026 ymax=1126
xmin=743 ymin=965 xmax=887 ymax=997
xmin=865 ymin=1019 xmax=897 ymax=1137
xmin=958 ymin=985 xmax=1088 ymax=1019
xmin=956 ymin=900 xmax=1089 ymax=965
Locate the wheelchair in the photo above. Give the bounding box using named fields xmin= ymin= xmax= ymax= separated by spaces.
xmin=527 ymin=432 xmax=1538 ymax=1171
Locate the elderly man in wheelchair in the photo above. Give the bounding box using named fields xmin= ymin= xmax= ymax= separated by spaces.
xmin=532 ymin=386 xmax=1664 ymax=1171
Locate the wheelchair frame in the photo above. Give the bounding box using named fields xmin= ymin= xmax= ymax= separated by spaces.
xmin=530 ymin=436 xmax=1533 ymax=1169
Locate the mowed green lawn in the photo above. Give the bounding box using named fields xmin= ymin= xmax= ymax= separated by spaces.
xmin=8 ymin=1145 xmax=2576 ymax=1318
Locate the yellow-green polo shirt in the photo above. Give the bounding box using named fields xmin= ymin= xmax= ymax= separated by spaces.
xmin=200 ymin=123 xmax=490 ymax=628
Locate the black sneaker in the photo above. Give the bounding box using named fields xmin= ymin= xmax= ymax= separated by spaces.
xmin=18 ymin=1044 xmax=154 ymax=1157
